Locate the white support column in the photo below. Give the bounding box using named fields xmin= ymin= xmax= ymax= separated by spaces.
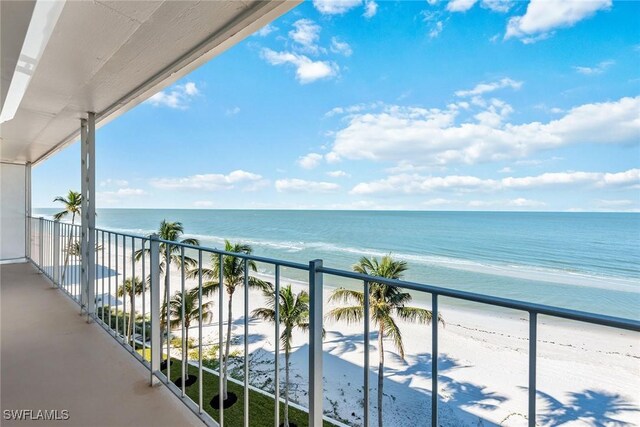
xmin=80 ymin=119 xmax=88 ymax=312
xmin=25 ymin=163 xmax=32 ymax=259
xmin=53 ymin=221 xmax=60 ymax=286
xmin=80 ymin=113 xmax=96 ymax=320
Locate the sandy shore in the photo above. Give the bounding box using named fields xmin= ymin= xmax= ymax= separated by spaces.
xmin=59 ymin=239 xmax=640 ymax=426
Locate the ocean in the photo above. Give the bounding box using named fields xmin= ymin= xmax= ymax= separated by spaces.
xmin=34 ymin=209 xmax=640 ymax=320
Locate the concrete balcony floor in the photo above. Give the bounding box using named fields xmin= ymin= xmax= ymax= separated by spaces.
xmin=1 ymin=262 xmax=203 ymax=427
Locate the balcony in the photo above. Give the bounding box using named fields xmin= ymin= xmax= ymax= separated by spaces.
xmin=3 ymin=216 xmax=636 ymax=427
xmin=0 ymin=261 xmax=202 ymax=427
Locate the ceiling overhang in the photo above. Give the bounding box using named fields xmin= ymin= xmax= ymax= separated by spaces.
xmin=0 ymin=0 xmax=300 ymax=165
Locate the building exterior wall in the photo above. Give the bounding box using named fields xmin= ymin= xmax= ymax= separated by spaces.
xmin=0 ymin=162 xmax=26 ymax=262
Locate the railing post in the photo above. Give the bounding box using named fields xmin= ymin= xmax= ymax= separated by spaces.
xmin=308 ymin=259 xmax=323 ymax=427
xmin=431 ymin=294 xmax=438 ymax=427
xmin=528 ymin=312 xmax=537 ymax=427
xmin=38 ymin=216 xmax=44 ymax=269
xmin=150 ymin=234 xmax=161 ymax=386
xmin=53 ymin=220 xmax=60 ymax=286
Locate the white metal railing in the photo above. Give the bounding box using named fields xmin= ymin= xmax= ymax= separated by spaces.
xmin=27 ymin=216 xmax=640 ymax=427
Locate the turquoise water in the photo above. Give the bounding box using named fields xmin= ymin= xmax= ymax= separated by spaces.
xmin=35 ymin=209 xmax=640 ymax=319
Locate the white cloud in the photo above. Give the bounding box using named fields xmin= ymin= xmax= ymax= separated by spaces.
xmin=596 ymin=199 xmax=637 ymax=209
xmin=468 ymin=198 xmax=546 ymax=209
xmin=146 ymin=82 xmax=199 ymax=109
xmin=313 ymin=0 xmax=362 ymax=15
xmin=327 ymin=170 xmax=351 ymax=178
xmin=498 ymin=167 xmax=513 ymax=174
xmin=350 ymin=168 xmax=640 ymax=196
xmin=100 ymin=179 xmax=128 ymax=187
xmin=275 ymin=179 xmax=340 ymax=193
xmin=507 ymin=198 xmax=546 ymax=208
xmin=455 ymin=78 xmax=522 ymax=97
xmin=261 ymin=48 xmax=338 ymax=84
xmin=481 ymin=0 xmax=513 ymax=13
xmin=363 ymin=0 xmax=378 ymax=18
xmin=193 ymin=201 xmax=215 ymax=208
xmin=150 ymin=170 xmax=265 ymax=191
xmin=297 ymin=153 xmax=323 ymax=169
xmin=255 ymin=24 xmax=277 ymax=37
xmin=326 ymin=96 xmax=639 ymax=166
xmin=574 ymin=60 xmax=614 ymax=75
xmin=226 ymin=106 xmax=241 ymax=116
xmin=97 ymin=187 xmax=146 ymax=205
xmin=289 ymin=19 xmax=322 ymax=54
xmin=113 ymin=188 xmax=145 ymax=196
xmin=429 ymin=21 xmax=444 ymax=39
xmin=447 ymin=0 xmax=477 ymax=12
xmin=330 ymin=37 xmax=353 ymax=57
xmin=505 ymin=0 xmax=611 ymax=43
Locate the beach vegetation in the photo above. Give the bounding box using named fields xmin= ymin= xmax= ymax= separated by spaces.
xmin=326 ymin=255 xmax=444 ymax=427
xmin=252 ymin=284 xmax=310 ymax=427
xmin=52 ymin=190 xmax=81 ymax=284
xmin=187 ymin=240 xmax=271 ymax=404
xmin=116 ymin=276 xmax=145 ymax=345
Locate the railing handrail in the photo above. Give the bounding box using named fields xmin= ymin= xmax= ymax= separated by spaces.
xmin=32 ymin=215 xmax=640 ymax=332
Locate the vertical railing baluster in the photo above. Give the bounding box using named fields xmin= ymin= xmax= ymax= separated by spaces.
xmin=142 ymin=239 xmax=147 ymax=360
xmin=166 ymin=243 xmax=171 ymax=382
xmin=131 ymin=237 xmax=136 ymax=352
xmin=218 ymin=252 xmax=224 ymax=427
xmin=150 ymin=234 xmax=160 ymax=386
xmin=244 ymin=258 xmax=249 ymax=427
xmin=108 ymin=233 xmax=112 ymax=330
xmin=181 ymin=246 xmax=186 ymax=397
xmin=123 ymin=235 xmax=127 ymax=340
xmin=115 ymin=234 xmax=119 ymax=336
xmin=198 ymin=249 xmax=203 ymax=413
xmin=431 ymin=294 xmax=438 ymax=427
xmin=101 ymin=231 xmax=105 ymax=323
xmin=274 ymin=264 xmax=280 ymax=427
xmin=529 ymin=312 xmax=537 ymax=427
xmin=308 ymin=259 xmax=323 ymax=427
xmin=363 ymin=280 xmax=370 ymax=427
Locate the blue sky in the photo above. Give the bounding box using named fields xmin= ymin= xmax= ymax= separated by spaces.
xmin=33 ymin=0 xmax=640 ymax=211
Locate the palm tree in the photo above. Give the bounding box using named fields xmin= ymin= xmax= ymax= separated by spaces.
xmin=53 ymin=190 xmax=82 ymax=284
xmin=134 ymin=220 xmax=199 ymax=364
xmin=252 ymin=285 xmax=309 ymax=427
xmin=188 ymin=240 xmax=270 ymax=402
xmin=167 ymin=288 xmax=214 ymax=385
xmin=116 ymin=276 xmax=145 ymax=344
xmin=326 ymin=255 xmax=444 ymax=427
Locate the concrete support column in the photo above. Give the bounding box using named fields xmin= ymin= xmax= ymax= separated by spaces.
xmin=80 ymin=113 xmax=96 ymax=320
xmin=25 ymin=163 xmax=32 ymax=259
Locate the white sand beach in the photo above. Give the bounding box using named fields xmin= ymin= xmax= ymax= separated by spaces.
xmin=68 ymin=240 xmax=640 ymax=426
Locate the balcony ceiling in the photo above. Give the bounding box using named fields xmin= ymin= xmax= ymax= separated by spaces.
xmin=0 ymin=0 xmax=298 ymax=165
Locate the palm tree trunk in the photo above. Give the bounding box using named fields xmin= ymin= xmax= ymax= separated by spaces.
xmin=284 ymin=349 xmax=290 ymax=427
xmin=129 ymin=291 xmax=135 ymax=345
xmin=378 ymin=325 xmax=385 ymax=427
xmin=60 ymin=212 xmax=76 ymax=284
xmin=223 ymin=291 xmax=234 ymax=400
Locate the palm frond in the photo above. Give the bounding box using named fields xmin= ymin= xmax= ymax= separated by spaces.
xmin=381 ymin=315 xmax=405 ymax=359
xmin=326 ymin=306 xmax=364 ymax=324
